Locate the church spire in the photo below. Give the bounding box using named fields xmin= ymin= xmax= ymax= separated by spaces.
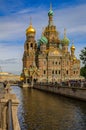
xmin=48 ymin=3 xmax=54 ymax=26
xmin=64 ymin=28 xmax=66 ymax=38
xmin=30 ymin=16 xmax=32 ymax=25
xmin=50 ymin=3 xmax=52 ymax=10
xmin=26 ymin=17 xmax=36 ymax=35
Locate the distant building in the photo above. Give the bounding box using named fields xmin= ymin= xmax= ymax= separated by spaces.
xmin=0 ymin=72 xmax=20 ymax=82
xmin=22 ymin=6 xmax=80 ymax=84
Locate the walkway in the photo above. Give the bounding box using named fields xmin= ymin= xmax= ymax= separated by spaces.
xmin=0 ymin=82 xmax=20 ymax=130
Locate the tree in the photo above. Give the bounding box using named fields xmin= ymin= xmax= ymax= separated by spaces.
xmin=80 ymin=67 xmax=86 ymax=79
xmin=80 ymin=47 xmax=86 ymax=79
xmin=80 ymin=47 xmax=86 ymax=67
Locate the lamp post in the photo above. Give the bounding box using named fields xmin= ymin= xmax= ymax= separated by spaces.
xmin=46 ymin=50 xmax=49 ymax=84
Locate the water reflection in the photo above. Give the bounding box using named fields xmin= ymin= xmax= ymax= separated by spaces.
xmin=11 ymin=86 xmax=86 ymax=130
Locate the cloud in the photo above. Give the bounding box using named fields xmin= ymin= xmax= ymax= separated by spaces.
xmin=0 ymin=44 xmax=23 ymax=74
xmin=0 ymin=4 xmax=86 ymax=41
xmin=0 ymin=58 xmax=18 ymax=64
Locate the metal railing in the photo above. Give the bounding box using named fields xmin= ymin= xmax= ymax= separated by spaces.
xmin=7 ymin=99 xmax=14 ymax=130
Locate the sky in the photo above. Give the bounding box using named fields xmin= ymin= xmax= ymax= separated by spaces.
xmin=0 ymin=0 xmax=86 ymax=74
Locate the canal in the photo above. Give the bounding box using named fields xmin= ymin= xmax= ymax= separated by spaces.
xmin=11 ymin=86 xmax=86 ymax=130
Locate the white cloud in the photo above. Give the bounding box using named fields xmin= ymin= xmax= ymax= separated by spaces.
xmin=0 ymin=44 xmax=23 ymax=74
xmin=0 ymin=4 xmax=86 ymax=73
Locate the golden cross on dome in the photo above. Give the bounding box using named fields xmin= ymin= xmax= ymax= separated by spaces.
xmin=72 ymin=40 xmax=74 ymax=44
xmin=30 ymin=16 xmax=32 ymax=25
xmin=64 ymin=28 xmax=66 ymax=38
xmin=71 ymin=40 xmax=74 ymax=46
xmin=42 ymin=27 xmax=44 ymax=36
xmin=50 ymin=3 xmax=52 ymax=10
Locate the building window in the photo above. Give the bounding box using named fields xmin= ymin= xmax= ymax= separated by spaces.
xmin=52 ymin=70 xmax=54 ymax=74
xmin=66 ymin=70 xmax=68 ymax=74
xmin=74 ymin=71 xmax=75 ymax=74
xmin=56 ymin=62 xmax=57 ymax=65
xmin=30 ymin=43 xmax=33 ymax=48
xmin=55 ymin=70 xmax=57 ymax=74
xmin=44 ymin=70 xmax=46 ymax=74
xmin=59 ymin=70 xmax=60 ymax=74
xmin=59 ymin=62 xmax=60 ymax=65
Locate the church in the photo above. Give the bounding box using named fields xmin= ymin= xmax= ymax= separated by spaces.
xmin=21 ymin=6 xmax=80 ymax=84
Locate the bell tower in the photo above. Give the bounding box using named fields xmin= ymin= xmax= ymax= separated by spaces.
xmin=22 ymin=19 xmax=36 ymax=75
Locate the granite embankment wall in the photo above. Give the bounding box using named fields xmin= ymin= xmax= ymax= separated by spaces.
xmin=34 ymin=85 xmax=86 ymax=101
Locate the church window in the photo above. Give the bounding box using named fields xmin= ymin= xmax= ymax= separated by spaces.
xmin=30 ymin=43 xmax=33 ymax=48
xmin=44 ymin=70 xmax=46 ymax=74
xmin=66 ymin=70 xmax=68 ymax=74
xmin=55 ymin=62 xmax=57 ymax=65
xmin=74 ymin=71 xmax=75 ymax=74
xmin=52 ymin=70 xmax=54 ymax=74
xmin=55 ymin=70 xmax=57 ymax=74
xmin=59 ymin=62 xmax=60 ymax=65
xmin=59 ymin=70 xmax=60 ymax=74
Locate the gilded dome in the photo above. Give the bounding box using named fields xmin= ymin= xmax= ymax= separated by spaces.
xmin=26 ymin=24 xmax=36 ymax=35
xmin=71 ymin=44 xmax=75 ymax=50
xmin=73 ymin=57 xmax=76 ymax=61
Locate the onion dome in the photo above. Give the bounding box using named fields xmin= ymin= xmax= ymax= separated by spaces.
xmin=48 ymin=4 xmax=54 ymax=16
xmin=48 ymin=9 xmax=53 ymax=16
xmin=71 ymin=44 xmax=75 ymax=51
xmin=20 ymin=76 xmax=24 ymax=81
xmin=73 ymin=57 xmax=76 ymax=61
xmin=26 ymin=22 xmax=36 ymax=35
xmin=61 ymin=37 xmax=70 ymax=45
xmin=61 ymin=28 xmax=70 ymax=45
xmin=38 ymin=36 xmax=48 ymax=45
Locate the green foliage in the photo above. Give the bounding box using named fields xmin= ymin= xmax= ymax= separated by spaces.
xmin=80 ymin=67 xmax=86 ymax=79
xmin=80 ymin=47 xmax=86 ymax=67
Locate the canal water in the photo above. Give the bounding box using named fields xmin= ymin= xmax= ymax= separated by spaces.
xmin=11 ymin=86 xmax=86 ymax=130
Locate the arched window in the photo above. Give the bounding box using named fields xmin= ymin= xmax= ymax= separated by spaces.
xmin=44 ymin=70 xmax=46 ymax=74
xmin=59 ymin=70 xmax=60 ymax=74
xmin=30 ymin=43 xmax=33 ymax=48
xmin=66 ymin=70 xmax=68 ymax=74
xmin=52 ymin=70 xmax=54 ymax=74
xmin=55 ymin=70 xmax=57 ymax=74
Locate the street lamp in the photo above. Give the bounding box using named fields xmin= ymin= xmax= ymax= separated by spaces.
xmin=46 ymin=50 xmax=49 ymax=84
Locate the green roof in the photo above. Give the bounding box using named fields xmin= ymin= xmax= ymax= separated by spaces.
xmin=61 ymin=37 xmax=70 ymax=45
xmin=48 ymin=9 xmax=53 ymax=16
xmin=38 ymin=36 xmax=48 ymax=45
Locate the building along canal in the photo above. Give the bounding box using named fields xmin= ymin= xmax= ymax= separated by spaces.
xmin=11 ymin=86 xmax=86 ymax=130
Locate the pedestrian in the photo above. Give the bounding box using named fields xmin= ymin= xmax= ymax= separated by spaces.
xmin=3 ymin=80 xmax=8 ymax=88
